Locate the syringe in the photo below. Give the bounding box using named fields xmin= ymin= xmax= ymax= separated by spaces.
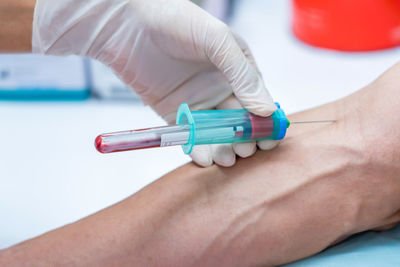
xmin=95 ymin=103 xmax=334 ymax=154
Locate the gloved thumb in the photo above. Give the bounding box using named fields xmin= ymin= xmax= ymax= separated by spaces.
xmin=204 ymin=24 xmax=276 ymax=117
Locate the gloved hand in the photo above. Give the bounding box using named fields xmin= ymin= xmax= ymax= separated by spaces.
xmin=32 ymin=0 xmax=279 ymax=167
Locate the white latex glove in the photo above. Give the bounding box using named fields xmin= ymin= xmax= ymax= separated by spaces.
xmin=32 ymin=0 xmax=278 ymax=167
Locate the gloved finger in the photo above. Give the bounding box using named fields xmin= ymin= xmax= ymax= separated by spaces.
xmin=160 ymin=67 xmax=232 ymax=124
xmin=216 ymin=94 xmax=240 ymax=109
xmin=232 ymin=142 xmax=257 ymax=158
xmin=257 ymin=140 xmax=280 ymax=150
xmin=211 ymin=144 xmax=236 ymax=167
xmin=189 ymin=145 xmax=213 ymax=167
xmin=231 ymin=31 xmax=262 ymax=77
xmin=204 ymin=24 xmax=276 ymax=116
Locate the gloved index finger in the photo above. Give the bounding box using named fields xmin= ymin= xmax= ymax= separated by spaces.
xmin=204 ymin=24 xmax=276 ymax=117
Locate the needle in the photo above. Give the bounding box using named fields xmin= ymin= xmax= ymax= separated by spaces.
xmin=290 ymin=120 xmax=336 ymax=124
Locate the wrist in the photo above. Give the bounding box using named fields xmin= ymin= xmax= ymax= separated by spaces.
xmin=331 ymin=77 xmax=400 ymax=235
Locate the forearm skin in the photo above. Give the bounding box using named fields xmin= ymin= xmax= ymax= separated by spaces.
xmin=0 ymin=0 xmax=35 ymax=52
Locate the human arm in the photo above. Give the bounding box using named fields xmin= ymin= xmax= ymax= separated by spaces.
xmin=2 ymin=62 xmax=400 ymax=266
xmin=0 ymin=0 xmax=35 ymax=52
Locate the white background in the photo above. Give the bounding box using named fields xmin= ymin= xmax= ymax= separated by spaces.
xmin=1 ymin=0 xmax=400 ymax=248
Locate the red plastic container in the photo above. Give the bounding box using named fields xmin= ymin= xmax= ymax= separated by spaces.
xmin=292 ymin=0 xmax=400 ymax=51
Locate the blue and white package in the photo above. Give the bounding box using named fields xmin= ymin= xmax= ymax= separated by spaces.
xmin=0 ymin=54 xmax=90 ymax=100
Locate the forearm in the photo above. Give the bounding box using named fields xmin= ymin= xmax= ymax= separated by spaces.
xmin=0 ymin=0 xmax=35 ymax=52
xmin=0 ymin=98 xmax=362 ymax=266
xmin=2 ymin=63 xmax=400 ymax=266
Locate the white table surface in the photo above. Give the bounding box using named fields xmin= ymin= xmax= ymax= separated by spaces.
xmin=1 ymin=0 xmax=400 ymax=249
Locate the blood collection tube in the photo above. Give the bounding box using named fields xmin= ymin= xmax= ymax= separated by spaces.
xmin=95 ymin=125 xmax=189 ymax=153
xmin=95 ymin=103 xmax=290 ymax=154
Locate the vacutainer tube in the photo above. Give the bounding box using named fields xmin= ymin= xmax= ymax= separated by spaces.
xmin=95 ymin=103 xmax=289 ymax=154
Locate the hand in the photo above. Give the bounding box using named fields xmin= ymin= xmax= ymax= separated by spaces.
xmin=32 ymin=0 xmax=278 ymax=167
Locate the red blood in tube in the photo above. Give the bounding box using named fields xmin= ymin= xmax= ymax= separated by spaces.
xmin=249 ymin=114 xmax=274 ymax=139
xmin=95 ymin=135 xmax=104 ymax=152
xmin=95 ymin=134 xmax=161 ymax=153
